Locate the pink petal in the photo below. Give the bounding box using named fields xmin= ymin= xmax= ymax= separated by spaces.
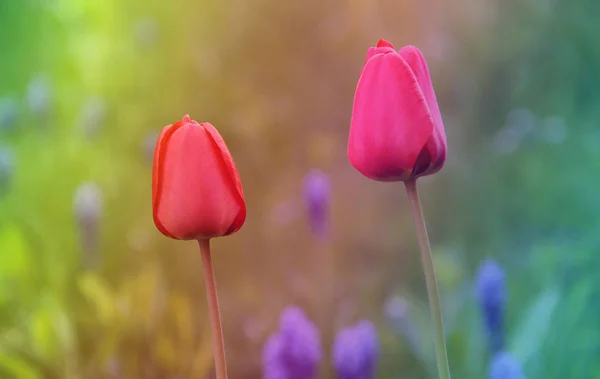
xmin=348 ymin=52 xmax=435 ymax=181
xmin=398 ymin=46 xmax=446 ymax=144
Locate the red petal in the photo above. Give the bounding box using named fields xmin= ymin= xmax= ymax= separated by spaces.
xmin=366 ymin=40 xmax=396 ymax=63
xmin=152 ymin=120 xmax=185 ymax=238
xmin=377 ymin=39 xmax=394 ymax=48
xmin=202 ymin=123 xmax=247 ymax=235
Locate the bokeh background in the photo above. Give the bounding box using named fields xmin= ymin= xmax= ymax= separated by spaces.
xmin=1 ymin=0 xmax=599 ymax=378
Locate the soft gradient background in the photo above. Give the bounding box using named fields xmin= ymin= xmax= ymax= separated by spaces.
xmin=1 ymin=0 xmax=599 ymax=378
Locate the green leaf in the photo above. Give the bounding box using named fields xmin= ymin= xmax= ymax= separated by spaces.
xmin=510 ymin=288 xmax=561 ymax=364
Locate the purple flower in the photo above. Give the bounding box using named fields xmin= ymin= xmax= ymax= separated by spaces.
xmin=333 ymin=320 xmax=380 ymax=379
xmin=488 ymin=352 xmax=525 ymax=379
xmin=262 ymin=307 xmax=322 ymax=379
xmin=302 ymin=170 xmax=331 ymax=239
xmin=476 ymin=259 xmax=506 ymax=352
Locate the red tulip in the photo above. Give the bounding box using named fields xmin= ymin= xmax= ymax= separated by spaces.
xmin=348 ymin=39 xmax=447 ymax=182
xmin=152 ymin=115 xmax=246 ymax=240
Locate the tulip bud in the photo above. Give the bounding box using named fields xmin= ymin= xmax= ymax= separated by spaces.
xmin=488 ymin=352 xmax=526 ymax=379
xmin=348 ymin=40 xmax=447 ymax=182
xmin=152 ymin=115 xmax=246 ymax=240
xmin=476 ymin=259 xmax=506 ymax=352
xmin=73 ymin=182 xmax=103 ymax=267
xmin=332 ymin=320 xmax=380 ymax=379
xmin=302 ymin=170 xmax=331 ymax=239
xmin=0 ymin=146 xmax=14 ymax=195
xmin=262 ymin=307 xmax=322 ymax=379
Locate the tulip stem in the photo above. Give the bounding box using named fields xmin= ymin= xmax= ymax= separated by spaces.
xmin=198 ymin=239 xmax=228 ymax=379
xmin=405 ymin=180 xmax=451 ymax=379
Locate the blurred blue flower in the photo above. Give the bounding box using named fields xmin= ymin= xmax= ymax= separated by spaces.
xmin=488 ymin=351 xmax=526 ymax=379
xmin=262 ymin=306 xmax=322 ymax=379
xmin=26 ymin=73 xmax=52 ymax=119
xmin=0 ymin=97 xmax=18 ymax=131
xmin=302 ymin=169 xmax=331 ymax=239
xmin=0 ymin=146 xmax=14 ymax=194
xmin=476 ymin=259 xmax=506 ymax=352
xmin=73 ymin=182 xmax=103 ymax=267
xmin=78 ymin=97 xmax=107 ymax=139
xmin=332 ymin=320 xmax=380 ymax=379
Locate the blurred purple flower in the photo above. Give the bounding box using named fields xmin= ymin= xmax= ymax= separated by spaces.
xmin=26 ymin=73 xmax=52 ymax=119
xmin=0 ymin=97 xmax=18 ymax=132
xmin=384 ymin=295 xmax=422 ymax=355
xmin=262 ymin=307 xmax=322 ymax=379
xmin=78 ymin=97 xmax=107 ymax=139
xmin=332 ymin=320 xmax=380 ymax=379
xmin=0 ymin=146 xmax=14 ymax=194
xmin=302 ymin=169 xmax=331 ymax=239
xmin=476 ymin=259 xmax=506 ymax=352
xmin=73 ymin=182 xmax=103 ymax=267
xmin=488 ymin=352 xmax=526 ymax=379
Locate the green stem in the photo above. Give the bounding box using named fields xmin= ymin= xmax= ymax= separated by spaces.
xmin=198 ymin=239 xmax=228 ymax=379
xmin=405 ymin=179 xmax=451 ymax=379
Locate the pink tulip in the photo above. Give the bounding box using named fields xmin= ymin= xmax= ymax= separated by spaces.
xmin=348 ymin=39 xmax=447 ymax=182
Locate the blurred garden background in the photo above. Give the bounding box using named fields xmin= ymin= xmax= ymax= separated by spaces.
xmin=1 ymin=0 xmax=600 ymax=378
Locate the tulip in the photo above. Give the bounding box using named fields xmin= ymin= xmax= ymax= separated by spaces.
xmin=347 ymin=39 xmax=451 ymax=379
xmin=152 ymin=114 xmax=246 ymax=240
xmin=152 ymin=114 xmax=246 ymax=379
xmin=476 ymin=260 xmax=506 ymax=352
xmin=348 ymin=39 xmax=446 ymax=182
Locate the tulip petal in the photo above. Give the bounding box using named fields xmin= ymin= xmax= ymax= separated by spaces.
xmin=399 ymin=46 xmax=447 ymax=174
xmin=202 ymin=122 xmax=247 ymax=235
xmin=152 ymin=121 xmax=184 ymax=238
xmin=366 ymin=40 xmax=396 ymax=63
xmin=349 ymin=52 xmax=435 ymax=181
xmin=377 ymin=39 xmax=394 ymax=48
